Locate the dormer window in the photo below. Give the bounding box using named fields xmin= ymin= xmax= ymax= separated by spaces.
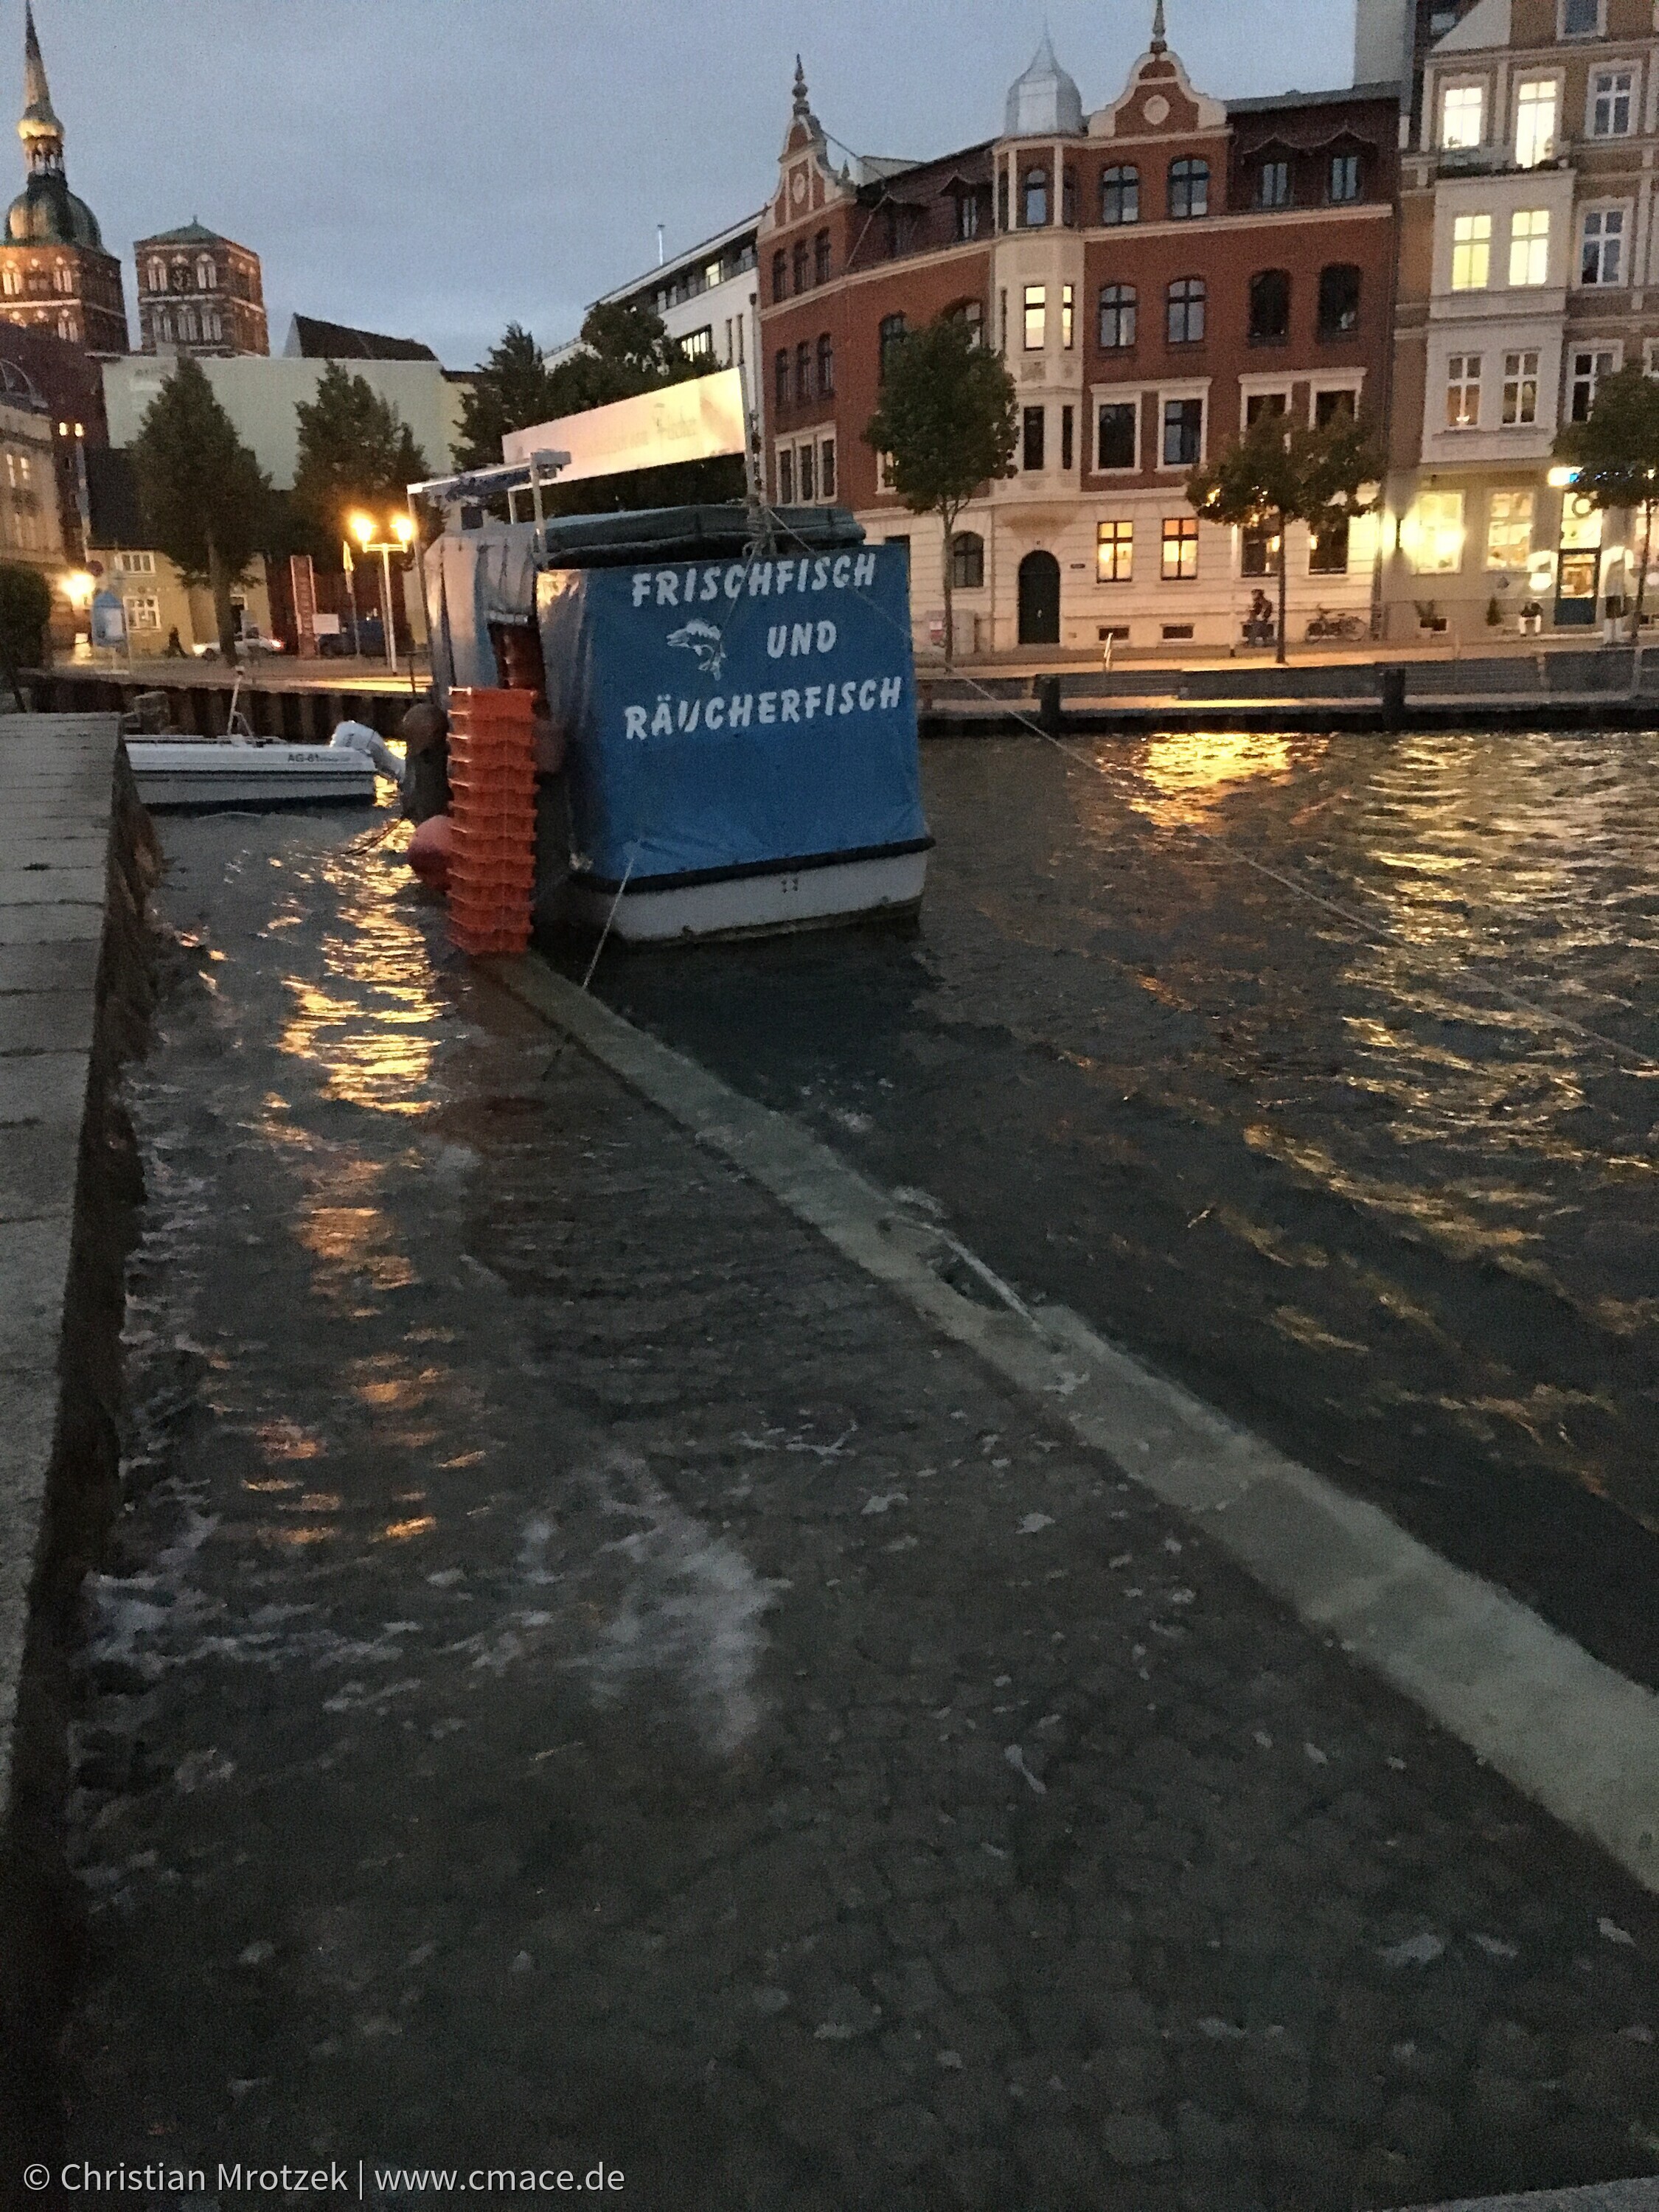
xmin=1258 ymin=159 xmax=1291 ymax=209
xmin=1169 ymin=159 xmax=1209 ymax=220
xmin=1023 ymin=167 xmax=1049 ymax=227
xmin=1329 ymin=152 xmax=1362 ymax=202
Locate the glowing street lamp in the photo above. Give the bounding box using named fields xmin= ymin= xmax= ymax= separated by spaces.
xmin=60 ymin=567 xmax=94 ymax=612
xmin=348 ymin=509 xmax=415 ymax=674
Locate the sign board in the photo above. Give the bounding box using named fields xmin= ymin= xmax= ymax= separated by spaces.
xmin=90 ymin=588 xmax=126 ymax=650
xmin=502 ymin=368 xmax=748 ymax=487
xmin=313 ymin=611 xmax=341 ymax=637
xmin=289 ymin=552 xmax=318 ymax=658
xmin=536 ymin=543 xmax=923 ymax=889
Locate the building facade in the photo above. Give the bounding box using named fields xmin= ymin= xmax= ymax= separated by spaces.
xmin=1385 ymin=0 xmax=1659 ymax=640
xmin=759 ymin=29 xmax=1399 ymax=654
xmin=135 ymin=223 xmax=268 ymax=357
xmin=590 ymin=215 xmax=764 ymax=397
xmin=0 ymin=6 xmax=126 ymax=355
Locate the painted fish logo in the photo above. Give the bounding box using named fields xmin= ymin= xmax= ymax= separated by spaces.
xmin=667 ymin=617 xmax=726 ymax=680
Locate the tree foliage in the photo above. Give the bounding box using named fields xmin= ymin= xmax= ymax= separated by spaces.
xmin=453 ymin=305 xmax=700 ymax=471
xmin=131 ymin=357 xmax=271 ymax=661
xmin=861 ymin=316 xmax=1019 ymax=661
xmin=293 ymin=363 xmax=430 ymax=554
xmin=0 ymin=559 xmax=51 ymax=704
xmin=1187 ymin=408 xmax=1384 ymax=661
xmin=1554 ymin=364 xmax=1659 ymax=626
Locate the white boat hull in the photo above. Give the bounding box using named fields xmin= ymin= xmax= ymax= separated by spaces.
xmin=126 ymin=741 xmax=380 ymax=810
xmin=563 ymin=849 xmax=928 ymax=944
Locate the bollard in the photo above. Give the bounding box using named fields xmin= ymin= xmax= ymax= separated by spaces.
xmin=1380 ymin=665 xmax=1407 ymax=730
xmin=1036 ymin=673 xmax=1062 ymax=737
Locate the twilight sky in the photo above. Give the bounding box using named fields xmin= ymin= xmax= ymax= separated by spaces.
xmin=35 ymin=0 xmax=1357 ymax=369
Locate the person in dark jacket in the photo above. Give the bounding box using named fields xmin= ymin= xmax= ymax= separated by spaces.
xmin=400 ymin=701 xmax=449 ymax=824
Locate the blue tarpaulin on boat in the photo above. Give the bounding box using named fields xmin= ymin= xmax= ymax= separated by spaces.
xmin=536 ymin=543 xmax=925 ymax=889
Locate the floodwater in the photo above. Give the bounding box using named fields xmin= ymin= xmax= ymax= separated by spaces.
xmin=580 ymin=728 xmax=1659 ymax=1686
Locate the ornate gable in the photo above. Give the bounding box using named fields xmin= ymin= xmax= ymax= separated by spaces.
xmin=762 ymin=58 xmax=852 ymax=240
xmin=1088 ymin=9 xmax=1227 ymax=142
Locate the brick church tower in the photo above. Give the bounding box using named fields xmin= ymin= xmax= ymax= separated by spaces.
xmin=0 ymin=5 xmax=127 ymax=353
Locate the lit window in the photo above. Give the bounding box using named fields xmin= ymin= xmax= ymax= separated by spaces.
xmin=1514 ymin=79 xmax=1559 ymax=166
xmin=1509 ymin=209 xmax=1551 ymax=286
xmin=1 ymin=269 xmax=18 ymax=298
xmin=1409 ymin=489 xmax=1465 ymax=574
xmin=1096 ymin=521 xmax=1133 ymax=582
xmin=1446 ymin=351 xmax=1483 ymax=428
xmin=124 ymin=593 xmax=161 ymax=630
xmin=1161 ymin=516 xmax=1199 ymax=580
xmin=1242 ymin=522 xmax=1280 ymax=577
xmin=1258 ymin=159 xmax=1291 ymax=209
xmin=1062 ymin=285 xmax=1074 ymax=350
xmin=1591 ymin=66 xmax=1635 ymax=134
xmin=1329 ymin=153 xmax=1361 ymax=203
xmin=681 ymin=326 xmax=714 ymax=361
xmin=1166 ymin=276 xmax=1206 ymax=345
xmin=1096 ymin=401 xmax=1136 ymax=470
xmin=1100 ymin=166 xmax=1139 ymax=226
xmin=1581 ymin=206 xmax=1625 ymax=285
xmin=1023 ymin=285 xmax=1046 ymax=350
xmin=1487 ymin=490 xmax=1535 ymax=567
xmin=1168 ymin=159 xmax=1208 ymax=219
xmin=1450 ymin=213 xmax=1492 ymax=291
xmin=1504 ymin=345 xmax=1548 ymax=418
xmin=1441 ymin=84 xmax=1486 ymax=148
xmin=1163 ymin=396 xmax=1203 ymax=467
xmin=1023 ymin=406 xmax=1046 ymax=470
xmin=1571 ymin=346 xmax=1617 ymax=420
xmin=1098 ymin=284 xmax=1136 ymax=349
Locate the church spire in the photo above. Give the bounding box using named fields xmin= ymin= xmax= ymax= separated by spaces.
xmin=18 ymin=4 xmax=64 ymax=173
xmin=792 ymin=55 xmax=811 ymax=123
xmin=1151 ymin=0 xmax=1167 ymax=54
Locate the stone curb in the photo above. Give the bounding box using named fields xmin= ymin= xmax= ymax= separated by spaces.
xmin=493 ymin=953 xmax=1659 ymax=1899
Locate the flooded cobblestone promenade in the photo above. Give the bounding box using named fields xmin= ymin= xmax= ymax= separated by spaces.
xmin=589 ymin=728 xmax=1659 ymax=1688
xmin=52 ymin=771 xmax=1659 ymax=2212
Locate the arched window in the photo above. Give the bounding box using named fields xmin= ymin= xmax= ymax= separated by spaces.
xmin=1098 ymin=282 xmax=1137 ymax=349
xmin=145 ymin=257 xmax=164 ymax=290
xmin=816 ymin=331 xmax=835 ymax=395
xmin=795 ymin=339 xmax=812 ymax=403
xmin=1166 ymin=276 xmax=1206 ymax=344
xmin=1318 ymin=263 xmax=1362 ymax=338
xmin=1248 ymin=269 xmax=1291 ymax=346
xmin=1101 ymin=164 xmax=1139 ymax=226
xmin=772 ymin=250 xmax=787 ymax=304
xmin=878 ymin=311 xmax=908 ymax=379
xmin=181 ymin=307 xmax=198 ymax=343
xmin=951 ymin=531 xmax=985 ymax=589
xmin=0 ymin=268 xmax=18 ymax=298
xmin=1023 ymin=166 xmax=1049 ymax=226
xmin=156 ymin=307 xmax=172 ymax=342
xmin=204 ymin=307 xmax=221 ymax=342
xmin=197 ymin=256 xmax=217 ymax=290
xmin=774 ymin=348 xmax=790 ymax=411
xmin=793 ymin=240 xmax=809 ymax=294
xmin=1169 ymin=156 xmax=1210 ymax=219
xmin=55 ymin=310 xmax=71 ymax=339
xmin=814 ymin=229 xmax=832 ymax=284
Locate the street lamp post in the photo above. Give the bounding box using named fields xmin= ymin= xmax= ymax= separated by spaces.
xmin=349 ymin=511 xmax=416 ymax=675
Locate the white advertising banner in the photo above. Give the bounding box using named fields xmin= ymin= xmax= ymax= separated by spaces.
xmin=501 ymin=368 xmax=748 ymax=485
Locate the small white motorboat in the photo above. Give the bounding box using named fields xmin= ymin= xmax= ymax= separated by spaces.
xmin=125 ymin=737 xmax=380 ymax=810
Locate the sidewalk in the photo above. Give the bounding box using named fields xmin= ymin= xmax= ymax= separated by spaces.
xmin=52 ymin=808 xmax=1659 ymax=2212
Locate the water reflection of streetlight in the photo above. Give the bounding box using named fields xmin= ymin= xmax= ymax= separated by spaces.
xmin=349 ymin=511 xmax=415 ymax=675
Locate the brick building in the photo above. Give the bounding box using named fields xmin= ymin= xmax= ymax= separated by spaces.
xmin=136 ymin=223 xmax=268 ymax=357
xmin=0 ymin=5 xmax=127 ymax=356
xmin=761 ymin=18 xmax=1399 ymax=653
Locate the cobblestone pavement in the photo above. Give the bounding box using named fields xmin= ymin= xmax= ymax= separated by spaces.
xmin=55 ymin=811 xmax=1659 ymax=2211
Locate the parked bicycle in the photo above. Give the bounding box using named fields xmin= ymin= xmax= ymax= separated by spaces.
xmin=1305 ymin=606 xmax=1366 ymax=642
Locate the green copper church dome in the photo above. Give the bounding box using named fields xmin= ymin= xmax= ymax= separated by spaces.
xmin=6 ymin=171 xmax=103 ymax=248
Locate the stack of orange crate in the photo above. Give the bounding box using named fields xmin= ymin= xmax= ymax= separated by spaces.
xmin=445 ymin=686 xmax=538 ymax=956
